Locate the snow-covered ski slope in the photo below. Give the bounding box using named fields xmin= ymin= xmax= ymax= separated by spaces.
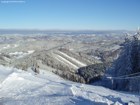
xmin=0 ymin=65 xmax=139 ymax=105
xmin=54 ymin=51 xmax=87 ymax=69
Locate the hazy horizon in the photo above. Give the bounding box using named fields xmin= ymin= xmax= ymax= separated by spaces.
xmin=0 ymin=27 xmax=138 ymax=31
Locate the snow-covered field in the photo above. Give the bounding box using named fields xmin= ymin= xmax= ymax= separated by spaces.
xmin=9 ymin=50 xmax=35 ymax=58
xmin=0 ymin=45 xmax=11 ymax=51
xmin=0 ymin=44 xmax=19 ymax=51
xmin=0 ymin=65 xmax=139 ymax=105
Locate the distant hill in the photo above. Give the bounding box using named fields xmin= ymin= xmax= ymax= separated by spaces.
xmin=0 ymin=29 xmax=134 ymax=35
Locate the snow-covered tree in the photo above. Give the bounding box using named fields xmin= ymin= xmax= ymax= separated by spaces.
xmin=111 ymin=31 xmax=140 ymax=92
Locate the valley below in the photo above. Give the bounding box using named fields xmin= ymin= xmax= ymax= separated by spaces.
xmin=0 ymin=30 xmax=124 ymax=83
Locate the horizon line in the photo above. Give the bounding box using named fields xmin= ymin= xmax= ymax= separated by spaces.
xmin=0 ymin=28 xmax=135 ymax=31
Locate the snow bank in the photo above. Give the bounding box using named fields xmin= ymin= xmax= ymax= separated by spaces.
xmin=0 ymin=65 xmax=139 ymax=105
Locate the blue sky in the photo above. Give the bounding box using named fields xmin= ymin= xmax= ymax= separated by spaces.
xmin=0 ymin=0 xmax=140 ymax=30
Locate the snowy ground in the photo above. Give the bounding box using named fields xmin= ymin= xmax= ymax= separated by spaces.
xmin=0 ymin=65 xmax=139 ymax=105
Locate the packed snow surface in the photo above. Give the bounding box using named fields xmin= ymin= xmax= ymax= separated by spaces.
xmin=0 ymin=65 xmax=139 ymax=105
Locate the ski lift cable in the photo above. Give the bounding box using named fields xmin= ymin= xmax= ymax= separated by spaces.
xmin=105 ymin=72 xmax=140 ymax=79
xmin=106 ymin=75 xmax=140 ymax=80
